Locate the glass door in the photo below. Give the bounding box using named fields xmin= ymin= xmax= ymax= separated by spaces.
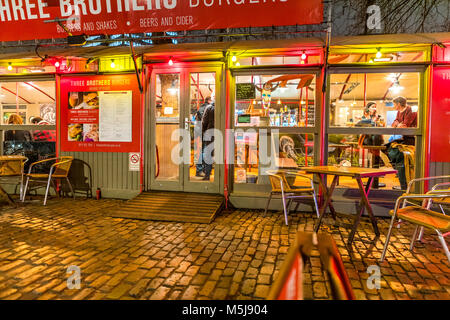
xmin=149 ymin=65 xmax=222 ymax=194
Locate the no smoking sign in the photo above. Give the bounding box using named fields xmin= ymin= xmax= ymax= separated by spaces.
xmin=128 ymin=152 xmax=141 ymax=171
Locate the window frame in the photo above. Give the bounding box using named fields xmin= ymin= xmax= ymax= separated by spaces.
xmin=230 ymin=67 xmax=323 ymax=191
xmin=0 ymin=75 xmax=57 ymax=155
xmin=325 ymin=64 xmax=429 ymax=182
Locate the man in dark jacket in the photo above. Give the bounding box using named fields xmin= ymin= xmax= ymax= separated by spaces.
xmin=201 ymin=102 xmax=215 ymax=181
xmin=194 ymin=97 xmax=212 ymax=177
xmin=387 ymin=96 xmax=417 ymax=190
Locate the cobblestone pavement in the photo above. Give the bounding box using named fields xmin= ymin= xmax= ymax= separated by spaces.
xmin=0 ymin=198 xmax=448 ymax=300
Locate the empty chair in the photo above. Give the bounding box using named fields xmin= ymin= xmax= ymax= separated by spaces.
xmin=265 ymin=170 xmax=320 ymax=225
xmin=380 ymin=191 xmax=450 ymax=263
xmin=22 ymin=156 xmax=75 ymax=205
xmin=0 ymin=155 xmax=28 ymax=200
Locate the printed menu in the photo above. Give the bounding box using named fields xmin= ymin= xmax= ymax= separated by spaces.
xmin=67 ymin=90 xmax=132 ymax=143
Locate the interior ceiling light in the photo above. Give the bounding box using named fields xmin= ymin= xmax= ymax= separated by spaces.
xmin=376 ymin=48 xmax=382 ymax=59
xmin=28 ymin=67 xmax=45 ymax=73
xmin=168 ymin=57 xmax=174 ymax=66
xmin=110 ymin=59 xmax=115 ymax=68
xmin=301 ymin=51 xmax=307 ymax=60
xmin=389 ymin=81 xmax=404 ymax=94
xmin=168 ymin=80 xmax=178 ymax=95
xmin=7 ymin=62 xmax=12 ymax=71
xmin=231 ymin=55 xmax=237 ymax=62
xmin=374 ymin=57 xmax=392 ymax=62
xmin=54 ymin=60 xmax=60 ymax=68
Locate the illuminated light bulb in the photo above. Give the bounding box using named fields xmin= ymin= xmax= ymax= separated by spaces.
xmin=301 ymin=51 xmax=307 ymax=60
xmin=168 ymin=57 xmax=173 ymax=66
xmin=54 ymin=61 xmax=60 ymax=68
xmin=235 ymin=61 xmax=240 ymax=67
xmin=7 ymin=63 xmax=12 ymax=71
xmin=376 ymin=48 xmax=382 ymax=59
xmin=369 ymin=58 xmax=374 ymax=63
xmin=277 ymin=99 xmax=281 ymax=105
xmin=110 ymin=59 xmax=116 ymax=68
xmin=231 ymin=55 xmax=237 ymax=62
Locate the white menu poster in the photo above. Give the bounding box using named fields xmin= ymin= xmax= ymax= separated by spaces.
xmin=99 ymin=91 xmax=132 ymax=142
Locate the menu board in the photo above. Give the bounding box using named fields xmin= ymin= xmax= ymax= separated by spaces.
xmin=99 ymin=91 xmax=132 ymax=142
xmin=61 ymin=75 xmax=140 ymax=153
xmin=236 ymin=83 xmax=256 ymax=100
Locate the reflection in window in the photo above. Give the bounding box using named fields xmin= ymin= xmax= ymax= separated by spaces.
xmin=234 ymin=132 xmax=314 ymax=184
xmin=329 ymin=72 xmax=419 ymax=128
xmin=235 ymin=74 xmax=315 ymax=128
xmin=189 ymin=72 xmax=216 ymax=182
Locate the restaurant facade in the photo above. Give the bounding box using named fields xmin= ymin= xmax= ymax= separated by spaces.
xmin=0 ymin=1 xmax=449 ymax=214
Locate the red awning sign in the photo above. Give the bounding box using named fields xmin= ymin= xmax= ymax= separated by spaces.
xmin=0 ymin=0 xmax=324 ymax=41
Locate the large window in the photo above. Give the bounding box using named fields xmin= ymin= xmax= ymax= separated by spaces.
xmin=327 ymin=68 xmax=424 ymax=190
xmin=233 ymin=71 xmax=318 ymax=187
xmin=329 ymin=72 xmax=420 ymax=128
xmin=0 ymin=80 xmax=56 ymax=171
xmin=235 ymin=74 xmax=316 ymax=128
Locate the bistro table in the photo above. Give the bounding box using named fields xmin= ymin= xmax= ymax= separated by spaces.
xmin=300 ymin=166 xmax=397 ymax=245
xmin=0 ymin=155 xmax=28 ymax=205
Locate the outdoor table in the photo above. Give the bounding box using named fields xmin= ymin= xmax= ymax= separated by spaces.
xmin=300 ymin=166 xmax=397 ymax=245
xmin=0 ymin=155 xmax=27 ymax=205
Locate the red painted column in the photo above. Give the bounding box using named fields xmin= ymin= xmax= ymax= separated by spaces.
xmin=224 ymin=67 xmax=231 ymax=208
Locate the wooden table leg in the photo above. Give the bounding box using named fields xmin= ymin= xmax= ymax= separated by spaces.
xmin=314 ymin=174 xmax=339 ymax=232
xmin=348 ymin=176 xmax=379 ymax=245
xmin=0 ymin=184 xmax=15 ymax=206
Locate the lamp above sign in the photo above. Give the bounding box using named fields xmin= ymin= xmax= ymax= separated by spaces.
xmin=0 ymin=0 xmax=323 ymax=42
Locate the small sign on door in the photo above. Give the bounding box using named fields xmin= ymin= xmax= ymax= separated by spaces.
xmin=129 ymin=152 xmax=141 ymax=171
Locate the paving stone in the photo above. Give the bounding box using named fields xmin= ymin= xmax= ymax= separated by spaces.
xmin=0 ymin=199 xmax=447 ymax=301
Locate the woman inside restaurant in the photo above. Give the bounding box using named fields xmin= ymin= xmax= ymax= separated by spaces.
xmin=4 ymin=114 xmax=32 ymax=142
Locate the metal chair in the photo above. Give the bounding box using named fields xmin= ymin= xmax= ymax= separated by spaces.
xmin=397 ymin=176 xmax=450 ymax=236
xmin=265 ymin=170 xmax=320 ymax=225
xmin=380 ymin=191 xmax=450 ymax=263
xmin=428 ymin=181 xmax=450 ymax=214
xmin=0 ymin=155 xmax=28 ymax=200
xmin=22 ymin=156 xmax=75 ymax=205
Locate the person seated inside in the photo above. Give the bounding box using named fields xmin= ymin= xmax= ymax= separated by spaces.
xmin=30 ymin=116 xmax=56 ymax=142
xmin=356 ymin=102 xmax=376 ymax=127
xmin=4 ymin=114 xmax=32 ymax=142
xmin=386 ymin=96 xmax=417 ymax=190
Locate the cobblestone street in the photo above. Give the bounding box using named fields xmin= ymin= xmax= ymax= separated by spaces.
xmin=0 ymin=198 xmax=448 ymax=300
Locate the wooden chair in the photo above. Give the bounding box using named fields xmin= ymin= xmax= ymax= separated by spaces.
xmin=22 ymin=156 xmax=75 ymax=205
xmin=380 ymin=191 xmax=450 ymax=263
xmin=267 ymin=232 xmax=354 ymax=300
xmin=265 ymin=170 xmax=320 ymax=225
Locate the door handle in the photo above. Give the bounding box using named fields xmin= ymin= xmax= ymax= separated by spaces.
xmin=185 ymin=118 xmax=192 ymax=130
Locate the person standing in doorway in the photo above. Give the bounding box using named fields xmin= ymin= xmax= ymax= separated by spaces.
xmin=201 ymin=97 xmax=215 ymax=181
xmin=194 ymin=96 xmax=212 ymax=177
